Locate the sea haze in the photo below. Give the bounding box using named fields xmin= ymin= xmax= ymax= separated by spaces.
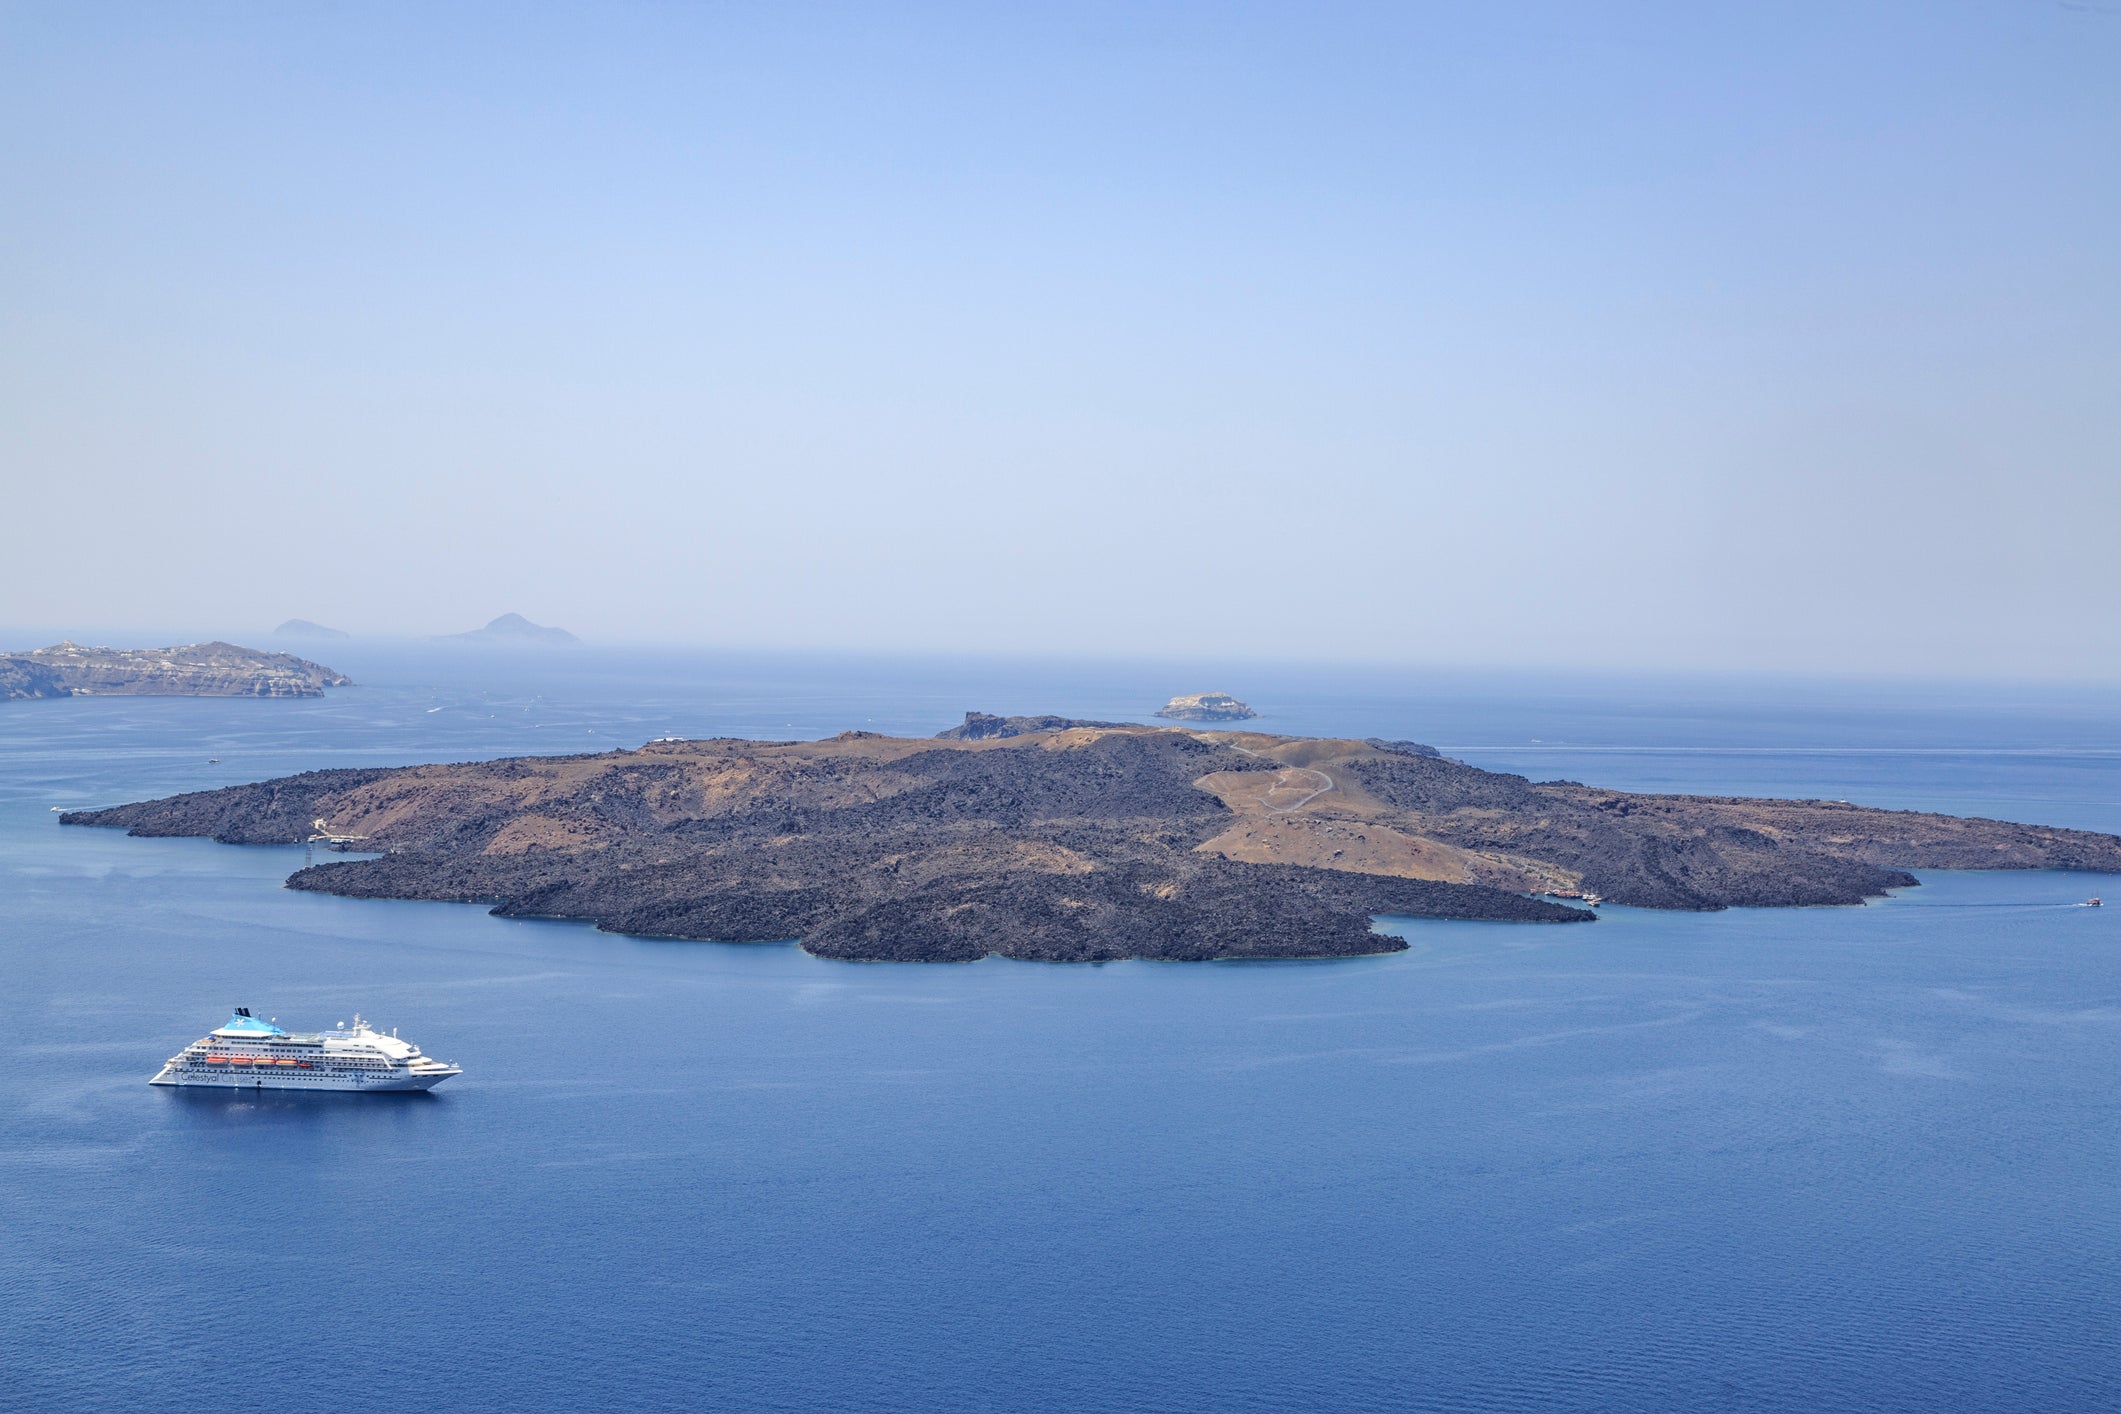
xmin=4 ymin=649 xmax=2120 ymax=1412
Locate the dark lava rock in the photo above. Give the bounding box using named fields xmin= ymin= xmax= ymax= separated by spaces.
xmin=1364 ymin=738 xmax=1442 ymax=759
xmin=62 ymin=723 xmax=2121 ymax=961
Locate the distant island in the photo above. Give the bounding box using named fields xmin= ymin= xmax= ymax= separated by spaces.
xmin=439 ymin=613 xmax=579 ymax=646
xmin=63 ymin=719 xmax=2121 ymax=962
xmin=3 ymin=641 xmax=351 ymax=701
xmin=274 ymin=618 xmax=350 ymax=640
xmin=1156 ymin=692 xmax=1257 ymax=722
xmin=936 ymin=712 xmax=1129 ymax=740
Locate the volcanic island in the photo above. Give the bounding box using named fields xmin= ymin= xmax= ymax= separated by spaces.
xmin=63 ymin=720 xmax=2121 ymax=962
xmin=2 ymin=641 xmax=349 ymax=701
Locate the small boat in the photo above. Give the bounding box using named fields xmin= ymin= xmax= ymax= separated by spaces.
xmin=2085 ymin=897 xmax=2103 ymax=908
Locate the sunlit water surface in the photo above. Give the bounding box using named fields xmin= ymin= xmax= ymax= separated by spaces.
xmin=5 ymin=649 xmax=2120 ymax=1411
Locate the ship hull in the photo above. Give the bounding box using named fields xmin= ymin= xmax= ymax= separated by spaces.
xmin=150 ymin=1068 xmax=455 ymax=1092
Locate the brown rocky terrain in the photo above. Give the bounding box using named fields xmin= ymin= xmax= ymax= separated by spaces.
xmin=2 ymin=641 xmax=350 ymax=700
xmin=61 ymin=723 xmax=2121 ymax=961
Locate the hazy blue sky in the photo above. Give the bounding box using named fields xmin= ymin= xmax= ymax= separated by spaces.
xmin=3 ymin=2 xmax=2117 ymax=674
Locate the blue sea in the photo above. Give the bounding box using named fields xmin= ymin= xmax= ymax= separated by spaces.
xmin=5 ymin=648 xmax=2121 ymax=1412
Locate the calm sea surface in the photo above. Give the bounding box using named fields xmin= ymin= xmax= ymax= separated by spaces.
xmin=5 ymin=649 xmax=2120 ymax=1412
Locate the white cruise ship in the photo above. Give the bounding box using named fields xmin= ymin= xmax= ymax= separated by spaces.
xmin=151 ymin=1009 xmax=462 ymax=1092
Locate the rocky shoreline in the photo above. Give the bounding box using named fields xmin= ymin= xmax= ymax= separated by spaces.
xmin=62 ymin=720 xmax=2121 ymax=961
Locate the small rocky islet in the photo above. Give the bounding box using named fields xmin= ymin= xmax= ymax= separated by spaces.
xmin=63 ymin=718 xmax=2121 ymax=963
xmin=274 ymin=619 xmax=350 ymax=640
xmin=1155 ymin=692 xmax=1258 ymax=722
xmin=438 ymin=613 xmax=579 ymax=646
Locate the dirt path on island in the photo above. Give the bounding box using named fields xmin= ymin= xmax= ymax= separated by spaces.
xmin=1192 ymin=744 xmax=1572 ymax=894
